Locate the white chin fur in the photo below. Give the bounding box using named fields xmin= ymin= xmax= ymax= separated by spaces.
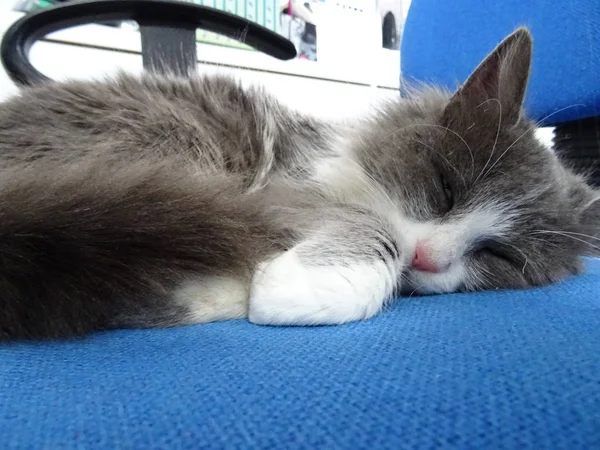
xmin=402 ymin=260 xmax=467 ymax=295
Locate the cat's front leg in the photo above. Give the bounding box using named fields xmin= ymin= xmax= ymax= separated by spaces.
xmin=248 ymin=208 xmax=403 ymax=326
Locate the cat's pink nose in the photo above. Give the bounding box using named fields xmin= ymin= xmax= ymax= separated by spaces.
xmin=411 ymin=246 xmax=440 ymax=273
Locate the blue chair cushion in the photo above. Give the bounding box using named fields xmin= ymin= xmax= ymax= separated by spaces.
xmin=400 ymin=0 xmax=600 ymax=126
xmin=2 ymin=259 xmax=600 ymax=448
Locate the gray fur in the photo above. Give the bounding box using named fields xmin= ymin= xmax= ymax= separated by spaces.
xmin=0 ymin=28 xmax=598 ymax=339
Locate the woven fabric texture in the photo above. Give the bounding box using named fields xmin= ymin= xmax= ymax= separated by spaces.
xmin=1 ymin=259 xmax=599 ymax=449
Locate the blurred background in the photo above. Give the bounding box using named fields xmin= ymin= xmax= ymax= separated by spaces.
xmin=2 ymin=0 xmax=410 ymax=119
xmin=1 ymin=0 xmax=554 ymax=145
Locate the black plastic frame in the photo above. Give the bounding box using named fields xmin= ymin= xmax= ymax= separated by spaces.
xmin=1 ymin=0 xmax=296 ymax=85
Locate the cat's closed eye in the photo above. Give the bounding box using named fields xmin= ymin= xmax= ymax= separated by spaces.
xmin=473 ymin=239 xmax=515 ymax=265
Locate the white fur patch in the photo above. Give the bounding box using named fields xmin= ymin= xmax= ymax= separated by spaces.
xmin=390 ymin=203 xmax=515 ymax=294
xmin=174 ymin=276 xmax=249 ymax=323
xmin=402 ymin=260 xmax=468 ymax=295
xmin=248 ymin=248 xmax=395 ymax=326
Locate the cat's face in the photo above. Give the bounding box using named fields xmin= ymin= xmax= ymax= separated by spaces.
xmin=355 ymin=28 xmax=600 ymax=295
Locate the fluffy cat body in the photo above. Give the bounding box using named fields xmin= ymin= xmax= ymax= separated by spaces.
xmin=0 ymin=29 xmax=598 ymax=339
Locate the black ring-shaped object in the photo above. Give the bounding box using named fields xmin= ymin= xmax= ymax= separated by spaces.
xmin=1 ymin=0 xmax=297 ymax=86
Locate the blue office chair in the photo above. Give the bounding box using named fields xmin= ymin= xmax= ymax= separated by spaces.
xmin=401 ymin=0 xmax=600 ymax=185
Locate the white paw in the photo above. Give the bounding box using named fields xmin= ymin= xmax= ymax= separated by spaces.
xmin=174 ymin=276 xmax=249 ymax=323
xmin=248 ymin=249 xmax=396 ymax=326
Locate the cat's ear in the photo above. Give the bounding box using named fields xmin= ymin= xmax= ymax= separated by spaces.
xmin=445 ymin=27 xmax=533 ymax=125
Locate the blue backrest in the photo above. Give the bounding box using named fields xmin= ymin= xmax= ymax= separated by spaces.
xmin=400 ymin=0 xmax=600 ymax=125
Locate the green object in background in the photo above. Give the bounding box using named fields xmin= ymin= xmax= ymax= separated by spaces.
xmin=13 ymin=0 xmax=59 ymax=12
xmin=257 ymin=0 xmax=264 ymax=32
xmin=265 ymin=0 xmax=277 ymax=33
xmin=246 ymin=0 xmax=256 ymax=22
xmin=35 ymin=0 xmax=55 ymax=7
xmin=186 ymin=0 xmax=281 ymax=51
xmin=225 ymin=0 xmax=236 ymax=14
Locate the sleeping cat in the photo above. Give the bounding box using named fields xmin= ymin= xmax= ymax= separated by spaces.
xmin=0 ymin=28 xmax=598 ymax=339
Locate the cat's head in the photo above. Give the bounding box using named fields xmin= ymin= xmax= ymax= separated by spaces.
xmin=353 ymin=27 xmax=600 ymax=294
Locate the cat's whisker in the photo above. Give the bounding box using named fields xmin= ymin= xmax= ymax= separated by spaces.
xmin=481 ymin=132 xmax=530 ymax=181
xmin=502 ymin=241 xmax=530 ymax=274
xmin=530 ymin=103 xmax=587 ymax=130
xmin=414 ymin=138 xmax=467 ymax=187
xmin=525 ymin=236 xmax=562 ymax=249
xmin=531 ymin=229 xmax=600 ymax=242
xmin=407 ymin=283 xmax=427 ymax=298
xmin=474 ymin=98 xmax=502 ymax=184
xmin=471 ymin=263 xmax=497 ymax=290
xmin=481 ymin=103 xmax=585 ymax=180
xmin=530 ymin=230 xmax=600 ymax=252
xmin=380 ymin=123 xmax=475 ymax=178
xmin=466 ymin=267 xmax=485 ymax=290
xmin=535 ymin=230 xmax=600 ymax=242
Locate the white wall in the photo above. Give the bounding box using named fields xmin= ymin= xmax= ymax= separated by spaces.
xmin=24 ymin=41 xmax=399 ymax=120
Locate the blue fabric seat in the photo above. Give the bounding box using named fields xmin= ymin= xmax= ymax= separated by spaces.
xmin=2 ymin=2 xmax=600 ymax=448
xmin=2 ymin=259 xmax=600 ymax=448
xmin=400 ymin=0 xmax=600 ymax=126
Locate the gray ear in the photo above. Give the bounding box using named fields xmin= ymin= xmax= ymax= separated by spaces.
xmin=445 ymin=27 xmax=533 ymax=125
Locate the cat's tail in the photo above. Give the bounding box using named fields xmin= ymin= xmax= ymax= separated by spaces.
xmin=0 ymin=158 xmax=285 ymax=340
